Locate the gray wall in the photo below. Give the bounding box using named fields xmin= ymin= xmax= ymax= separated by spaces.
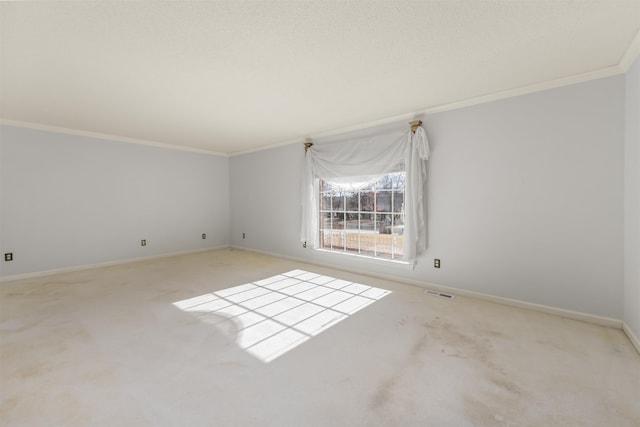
xmin=1 ymin=68 xmax=632 ymax=323
xmin=0 ymin=126 xmax=229 ymax=277
xmin=624 ymin=56 xmax=640 ymax=337
xmin=230 ymin=75 xmax=626 ymax=319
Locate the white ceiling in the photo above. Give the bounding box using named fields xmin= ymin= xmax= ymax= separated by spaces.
xmin=1 ymin=1 xmax=639 ymax=155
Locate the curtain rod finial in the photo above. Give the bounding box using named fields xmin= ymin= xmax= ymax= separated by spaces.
xmin=304 ymin=138 xmax=313 ymax=152
xmin=409 ymin=120 xmax=422 ymax=133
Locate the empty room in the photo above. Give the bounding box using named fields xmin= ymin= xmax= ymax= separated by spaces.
xmin=1 ymin=1 xmax=639 ymax=426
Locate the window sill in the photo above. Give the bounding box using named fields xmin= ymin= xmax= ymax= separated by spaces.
xmin=314 ymin=248 xmax=415 ymax=270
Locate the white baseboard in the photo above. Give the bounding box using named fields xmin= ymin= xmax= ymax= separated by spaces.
xmin=230 ymin=245 xmax=623 ymax=329
xmin=2 ymin=244 xmax=630 ymax=343
xmin=438 ymin=287 xmax=622 ymax=329
xmin=622 ymin=322 xmax=640 ymax=355
xmin=0 ymin=246 xmax=227 ymax=282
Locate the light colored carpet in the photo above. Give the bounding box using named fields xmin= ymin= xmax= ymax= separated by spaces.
xmin=1 ymin=249 xmax=638 ymax=426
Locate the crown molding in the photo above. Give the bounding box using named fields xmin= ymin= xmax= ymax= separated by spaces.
xmin=230 ymin=63 xmax=626 ymax=157
xmin=619 ymin=28 xmax=640 ymax=72
xmin=5 ymin=29 xmax=639 ymax=159
xmin=232 ymin=30 xmax=640 ymax=158
xmin=418 ymin=64 xmax=624 ymax=116
xmin=0 ymin=119 xmax=228 ymax=157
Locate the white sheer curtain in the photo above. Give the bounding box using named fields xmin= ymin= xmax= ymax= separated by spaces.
xmin=300 ymin=126 xmax=430 ymax=263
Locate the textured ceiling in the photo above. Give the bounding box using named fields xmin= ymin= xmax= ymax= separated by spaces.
xmin=1 ymin=1 xmax=639 ymax=155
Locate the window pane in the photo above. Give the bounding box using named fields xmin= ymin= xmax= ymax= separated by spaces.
xmin=392 ymin=214 xmax=404 ymax=235
xmin=392 ymin=173 xmax=405 ymax=189
xmin=320 ymin=230 xmax=331 ymax=248
xmin=360 ymin=248 xmax=376 ymax=258
xmin=344 ymin=230 xmax=359 ymax=252
xmin=345 ymin=191 xmax=358 ymax=211
xmin=393 ymin=192 xmax=404 ymax=213
xmin=359 ymin=213 xmax=374 ymax=231
xmin=332 ymin=194 xmax=344 ymax=212
xmin=375 ymin=233 xmax=392 ymax=255
xmin=376 ymin=213 xmax=391 ymax=234
xmin=360 ymin=191 xmax=374 ymax=212
xmin=335 ymin=231 xmax=346 ymax=250
xmin=375 ymin=175 xmax=393 ymax=190
xmin=321 ymin=211 xmax=332 ymax=229
xmin=359 ymin=180 xmax=375 ymax=192
xmin=376 ymin=191 xmax=391 ymax=212
xmin=321 ymin=193 xmax=332 ymax=211
xmin=345 ymin=212 xmax=359 ymax=229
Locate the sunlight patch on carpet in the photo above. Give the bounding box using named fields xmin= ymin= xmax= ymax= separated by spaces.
xmin=173 ymin=270 xmax=391 ymax=362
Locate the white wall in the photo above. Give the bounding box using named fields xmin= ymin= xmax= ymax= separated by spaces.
xmin=230 ymin=75 xmax=626 ymax=319
xmin=0 ymin=126 xmax=229 ymax=277
xmin=624 ymin=55 xmax=640 ymax=338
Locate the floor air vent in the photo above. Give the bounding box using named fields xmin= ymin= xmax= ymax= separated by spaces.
xmin=424 ymin=289 xmax=455 ymax=299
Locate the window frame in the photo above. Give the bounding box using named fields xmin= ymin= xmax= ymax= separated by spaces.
xmin=318 ymin=172 xmax=406 ymax=261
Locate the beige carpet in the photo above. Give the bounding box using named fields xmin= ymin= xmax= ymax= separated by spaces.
xmin=1 ymin=249 xmax=638 ymax=426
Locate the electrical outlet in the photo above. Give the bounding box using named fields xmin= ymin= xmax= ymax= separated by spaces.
xmin=242 ymin=233 xmax=246 ymax=239
xmin=434 ymin=259 xmax=441 ymax=268
xmin=141 ymin=240 xmax=147 ymax=247
xmin=303 ymin=241 xmax=307 ymax=248
xmin=4 ymin=253 xmax=13 ymax=262
xmin=202 ymin=233 xmax=206 ymax=239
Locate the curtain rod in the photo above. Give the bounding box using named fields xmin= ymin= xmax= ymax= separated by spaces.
xmin=304 ymin=121 xmax=422 ymax=151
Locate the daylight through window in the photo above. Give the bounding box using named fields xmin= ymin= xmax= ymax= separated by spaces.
xmin=319 ymin=172 xmax=405 ymax=260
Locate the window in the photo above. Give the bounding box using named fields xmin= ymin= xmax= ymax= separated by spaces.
xmin=319 ymin=172 xmax=405 ymax=260
xmin=301 ymin=125 xmax=429 ymax=264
